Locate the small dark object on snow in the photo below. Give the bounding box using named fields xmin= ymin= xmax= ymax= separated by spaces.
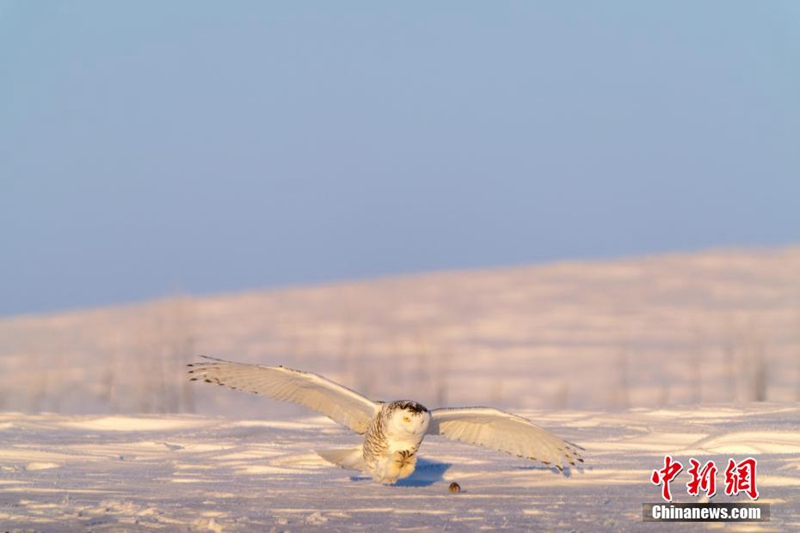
xmin=449 ymin=482 xmax=461 ymax=494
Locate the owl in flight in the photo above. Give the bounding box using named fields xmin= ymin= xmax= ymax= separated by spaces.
xmin=189 ymin=356 xmax=583 ymax=485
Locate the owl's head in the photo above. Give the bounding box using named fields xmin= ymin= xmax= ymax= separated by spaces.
xmin=385 ymin=400 xmax=431 ymax=436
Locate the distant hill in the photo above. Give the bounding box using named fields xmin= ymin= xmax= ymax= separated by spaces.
xmin=1 ymin=246 xmax=799 ymax=416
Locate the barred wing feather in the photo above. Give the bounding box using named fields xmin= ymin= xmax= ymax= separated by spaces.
xmin=428 ymin=407 xmax=584 ymax=470
xmin=188 ymin=356 xmax=380 ymax=434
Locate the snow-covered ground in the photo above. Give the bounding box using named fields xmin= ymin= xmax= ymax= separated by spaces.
xmin=2 ymin=246 xmax=800 ymax=416
xmin=1 ymin=246 xmax=799 ymax=530
xmin=1 ymin=404 xmax=799 ymax=531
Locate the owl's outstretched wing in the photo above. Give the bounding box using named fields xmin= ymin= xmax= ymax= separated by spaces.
xmin=427 ymin=407 xmax=584 ymax=470
xmin=188 ymin=356 xmax=380 ymax=434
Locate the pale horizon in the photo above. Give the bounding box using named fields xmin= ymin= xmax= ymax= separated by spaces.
xmin=2 ymin=242 xmax=797 ymax=319
xmin=2 ymin=1 xmax=799 ymax=316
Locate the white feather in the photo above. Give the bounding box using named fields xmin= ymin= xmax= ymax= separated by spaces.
xmin=318 ymin=447 xmax=368 ymax=471
xmin=188 ymin=356 xmax=380 ymax=434
xmin=189 ymin=357 xmax=585 ymax=482
xmin=427 ymin=407 xmax=583 ymax=470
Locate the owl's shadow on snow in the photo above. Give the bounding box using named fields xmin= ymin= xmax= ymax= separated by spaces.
xmin=348 ymin=458 xmax=452 ymax=487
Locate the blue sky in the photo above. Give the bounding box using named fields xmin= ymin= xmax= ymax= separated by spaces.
xmin=1 ymin=1 xmax=799 ymax=316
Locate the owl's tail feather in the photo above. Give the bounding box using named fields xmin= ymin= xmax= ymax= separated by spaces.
xmin=318 ymin=447 xmax=367 ymax=472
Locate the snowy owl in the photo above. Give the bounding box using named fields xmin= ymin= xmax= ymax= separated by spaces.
xmin=188 ymin=356 xmax=583 ymax=484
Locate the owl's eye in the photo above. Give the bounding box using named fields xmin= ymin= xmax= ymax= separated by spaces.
xmin=403 ymin=416 xmax=411 ymax=423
